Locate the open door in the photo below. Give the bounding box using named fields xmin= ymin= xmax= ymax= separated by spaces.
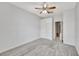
xmin=55 ymin=22 xmax=61 ymax=37
xmin=55 ymin=21 xmax=63 ymax=42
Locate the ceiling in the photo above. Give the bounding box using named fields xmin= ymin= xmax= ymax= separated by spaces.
xmin=10 ymin=2 xmax=76 ymax=18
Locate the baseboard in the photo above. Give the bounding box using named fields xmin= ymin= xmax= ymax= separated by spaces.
xmin=0 ymin=38 xmax=39 ymax=54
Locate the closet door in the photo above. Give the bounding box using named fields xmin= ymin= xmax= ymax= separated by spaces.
xmin=40 ymin=18 xmax=53 ymax=40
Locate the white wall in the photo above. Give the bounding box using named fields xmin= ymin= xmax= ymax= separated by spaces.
xmin=0 ymin=3 xmax=40 ymax=53
xmin=40 ymin=18 xmax=53 ymax=40
xmin=63 ymin=8 xmax=76 ymax=46
xmin=75 ymin=3 xmax=79 ymax=54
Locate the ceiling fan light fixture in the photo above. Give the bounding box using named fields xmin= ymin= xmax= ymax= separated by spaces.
xmin=42 ymin=10 xmax=47 ymax=14
xmin=35 ymin=2 xmax=56 ymax=14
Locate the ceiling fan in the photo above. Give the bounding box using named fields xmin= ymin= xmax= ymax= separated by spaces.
xmin=35 ymin=2 xmax=56 ymax=14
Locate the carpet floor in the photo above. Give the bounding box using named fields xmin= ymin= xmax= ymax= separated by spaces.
xmin=0 ymin=39 xmax=78 ymax=56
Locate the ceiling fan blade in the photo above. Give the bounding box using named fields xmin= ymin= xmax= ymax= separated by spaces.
xmin=48 ymin=6 xmax=56 ymax=9
xmin=40 ymin=11 xmax=42 ymax=14
xmin=43 ymin=3 xmax=47 ymax=8
xmin=35 ymin=8 xmax=42 ymax=9
xmin=47 ymin=11 xmax=53 ymax=13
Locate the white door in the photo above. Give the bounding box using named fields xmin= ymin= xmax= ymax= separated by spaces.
xmin=40 ymin=18 xmax=53 ymax=40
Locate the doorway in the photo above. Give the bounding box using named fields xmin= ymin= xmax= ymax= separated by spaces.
xmin=55 ymin=21 xmax=63 ymax=42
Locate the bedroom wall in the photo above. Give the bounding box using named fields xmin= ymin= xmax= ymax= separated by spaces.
xmin=0 ymin=3 xmax=40 ymax=53
xmin=40 ymin=18 xmax=53 ymax=40
xmin=75 ymin=2 xmax=79 ymax=54
xmin=63 ymin=8 xmax=76 ymax=46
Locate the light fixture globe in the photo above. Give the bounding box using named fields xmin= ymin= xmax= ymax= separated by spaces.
xmin=42 ymin=10 xmax=47 ymax=14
